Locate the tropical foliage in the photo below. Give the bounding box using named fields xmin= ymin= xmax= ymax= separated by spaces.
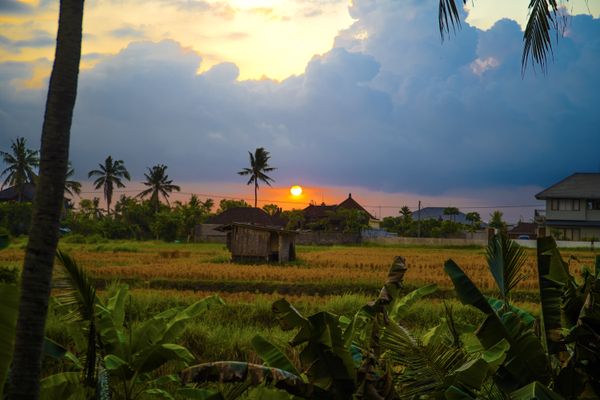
xmin=238 ymin=147 xmax=276 ymax=208
xmin=182 ymin=235 xmax=600 ymax=399
xmin=88 ymin=156 xmax=131 ymax=215
xmin=0 ymin=137 xmax=39 ymax=202
xmin=138 ymin=164 xmax=181 ymax=212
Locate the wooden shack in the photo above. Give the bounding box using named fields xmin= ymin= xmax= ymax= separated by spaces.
xmin=218 ymin=223 xmax=297 ymax=263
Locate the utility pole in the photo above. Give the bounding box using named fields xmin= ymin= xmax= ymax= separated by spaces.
xmin=417 ymin=200 xmax=421 ymax=238
xmin=379 ymin=205 xmax=382 ymax=220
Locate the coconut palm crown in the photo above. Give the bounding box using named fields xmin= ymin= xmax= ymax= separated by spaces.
xmin=238 ymin=147 xmax=276 ymax=208
xmin=137 ymin=164 xmax=180 ymax=212
xmin=88 ymin=156 xmax=130 ymax=215
xmin=0 ymin=137 xmax=40 ymax=202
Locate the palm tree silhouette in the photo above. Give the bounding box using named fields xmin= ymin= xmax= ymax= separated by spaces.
xmin=137 ymin=164 xmax=180 ymax=212
xmin=88 ymin=156 xmax=130 ymax=215
xmin=64 ymin=162 xmax=81 ymax=197
xmin=0 ymin=137 xmax=39 ymax=202
xmin=238 ymin=147 xmax=276 ymax=208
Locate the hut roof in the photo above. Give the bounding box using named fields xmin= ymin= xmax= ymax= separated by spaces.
xmin=217 ymin=222 xmax=298 ymax=235
xmin=207 ymin=207 xmax=285 ymax=226
xmin=0 ymin=183 xmax=36 ymax=202
xmin=302 ymin=193 xmax=376 ymax=220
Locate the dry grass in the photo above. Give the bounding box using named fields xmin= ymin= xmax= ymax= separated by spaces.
xmin=1 ymin=241 xmax=596 ymax=291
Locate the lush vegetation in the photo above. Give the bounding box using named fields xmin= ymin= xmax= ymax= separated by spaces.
xmin=2 ymin=233 xmax=599 ymax=398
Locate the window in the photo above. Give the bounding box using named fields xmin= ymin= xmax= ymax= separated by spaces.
xmin=587 ymin=200 xmax=600 ymax=210
xmin=555 ymin=228 xmax=581 ymax=241
xmin=553 ymin=199 xmax=581 ymax=211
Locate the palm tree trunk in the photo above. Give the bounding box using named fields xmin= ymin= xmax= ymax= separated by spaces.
xmin=9 ymin=0 xmax=83 ymax=398
xmin=254 ymin=180 xmax=258 ymax=208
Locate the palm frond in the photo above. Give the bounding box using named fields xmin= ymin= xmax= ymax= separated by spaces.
xmin=486 ymin=234 xmax=528 ymax=304
xmin=522 ymin=0 xmax=560 ymax=74
xmin=381 ymin=321 xmax=470 ymax=398
xmin=438 ymin=0 xmax=465 ymax=40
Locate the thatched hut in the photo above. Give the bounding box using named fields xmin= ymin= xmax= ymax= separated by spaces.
xmin=218 ymin=223 xmax=297 ymax=263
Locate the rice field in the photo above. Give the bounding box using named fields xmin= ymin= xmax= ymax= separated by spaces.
xmin=6 ymin=238 xmax=591 ymax=373
xmin=2 ymin=239 xmax=595 ymax=293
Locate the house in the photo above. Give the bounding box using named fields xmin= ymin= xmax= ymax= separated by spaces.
xmin=535 ymin=173 xmax=600 ymax=241
xmin=411 ymin=207 xmax=469 ymax=224
xmin=0 ymin=183 xmax=36 ymax=203
xmin=508 ymin=222 xmax=538 ymax=240
xmin=302 ymin=193 xmax=379 ymax=229
xmin=218 ymin=223 xmax=297 ymax=263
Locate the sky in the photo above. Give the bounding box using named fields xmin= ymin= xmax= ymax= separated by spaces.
xmin=1 ymin=0 xmax=600 ymax=222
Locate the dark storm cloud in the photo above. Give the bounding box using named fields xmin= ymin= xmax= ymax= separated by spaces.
xmin=0 ymin=1 xmax=599 ymax=195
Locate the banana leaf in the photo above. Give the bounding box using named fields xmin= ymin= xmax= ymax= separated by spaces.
xmin=444 ymin=260 xmax=494 ymax=315
xmin=40 ymin=372 xmax=91 ymax=400
xmin=536 ymin=237 xmax=571 ymax=356
xmin=252 ymin=335 xmax=300 ymax=377
xmin=389 ymin=284 xmax=437 ymax=322
xmin=510 ymin=381 xmax=564 ymax=400
xmin=131 ymin=343 xmax=194 ymax=374
xmin=176 ymin=387 xmax=223 ymax=399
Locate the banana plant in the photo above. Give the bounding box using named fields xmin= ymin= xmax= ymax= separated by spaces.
xmin=53 ymin=250 xmax=226 ymax=400
xmin=182 ymin=256 xmax=427 ymax=399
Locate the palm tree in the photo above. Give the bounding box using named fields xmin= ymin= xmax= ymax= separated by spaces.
xmin=10 ymin=0 xmax=85 ymax=397
xmin=64 ymin=162 xmax=81 ymax=197
xmin=0 ymin=137 xmax=40 ymax=202
xmin=238 ymin=147 xmax=276 ymax=208
xmin=88 ymin=156 xmax=130 ymax=215
xmin=137 ymin=164 xmax=180 ymax=212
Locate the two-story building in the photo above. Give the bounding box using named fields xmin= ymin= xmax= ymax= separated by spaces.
xmin=535 ymin=173 xmax=600 ymax=241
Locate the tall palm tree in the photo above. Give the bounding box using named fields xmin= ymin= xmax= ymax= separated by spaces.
xmin=10 ymin=0 xmax=85 ymax=397
xmin=0 ymin=137 xmax=40 ymax=202
xmin=238 ymin=147 xmax=276 ymax=208
xmin=88 ymin=156 xmax=130 ymax=215
xmin=64 ymin=162 xmax=81 ymax=197
xmin=137 ymin=164 xmax=180 ymax=212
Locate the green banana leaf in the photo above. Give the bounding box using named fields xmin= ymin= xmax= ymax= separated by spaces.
xmin=176 ymin=387 xmax=223 ymax=399
xmin=389 ymin=284 xmax=437 ymax=322
xmin=0 ymin=283 xmax=18 ymax=398
xmin=486 ymin=298 xmax=535 ymax=328
xmin=40 ymin=372 xmax=91 ymax=400
xmin=536 ymin=237 xmax=571 ymax=355
xmin=251 ymin=335 xmax=300 ymax=377
xmin=510 ymin=381 xmax=565 ymax=400
xmin=444 ymin=260 xmax=494 ymax=315
xmin=131 ymin=343 xmax=194 ymax=374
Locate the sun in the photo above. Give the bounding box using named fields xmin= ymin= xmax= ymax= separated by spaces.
xmin=290 ymin=185 xmax=303 ymax=197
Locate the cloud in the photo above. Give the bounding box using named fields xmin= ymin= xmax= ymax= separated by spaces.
xmin=0 ymin=0 xmax=32 ymax=14
xmin=109 ymin=26 xmax=146 ymax=39
xmin=0 ymin=1 xmax=599 ymax=197
xmin=0 ymin=30 xmax=54 ymax=53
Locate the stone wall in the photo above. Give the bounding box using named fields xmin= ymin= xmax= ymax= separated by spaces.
xmin=364 ymin=237 xmax=488 ymax=246
xmin=194 ymin=224 xmax=227 ymax=243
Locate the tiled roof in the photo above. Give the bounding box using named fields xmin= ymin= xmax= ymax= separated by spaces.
xmin=536 ymin=173 xmax=600 ymax=199
xmin=207 ymin=207 xmax=284 ymax=227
